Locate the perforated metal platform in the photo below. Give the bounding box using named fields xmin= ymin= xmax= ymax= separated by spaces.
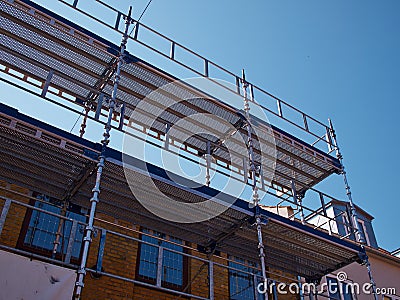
xmin=0 ymin=104 xmax=362 ymax=280
xmin=0 ymin=0 xmax=341 ymax=197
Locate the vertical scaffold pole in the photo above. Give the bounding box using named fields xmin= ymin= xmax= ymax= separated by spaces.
xmin=291 ymin=180 xmax=305 ymax=224
xmin=52 ymin=201 xmax=68 ymax=258
xmin=205 ymin=140 xmax=211 ymax=186
xmin=74 ymin=7 xmax=133 ymax=299
xmin=241 ymin=69 xmax=268 ymax=289
xmin=328 ymin=119 xmax=378 ymax=300
xmin=79 ymin=104 xmax=90 ymax=137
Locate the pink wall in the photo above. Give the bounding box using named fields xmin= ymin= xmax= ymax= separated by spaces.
xmin=326 ymin=251 xmax=400 ymax=300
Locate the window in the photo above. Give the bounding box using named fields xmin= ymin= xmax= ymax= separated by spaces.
xmin=228 ymin=257 xmax=265 ymax=300
xmin=326 ymin=277 xmax=354 ymax=300
xmin=342 ymin=212 xmax=370 ymax=246
xmin=136 ymin=228 xmax=186 ymax=290
xmin=18 ymin=194 xmax=86 ymax=261
xmin=327 ymin=277 xmax=341 ymax=300
xmin=342 ymin=214 xmax=351 ymax=236
xmin=357 ymin=220 xmax=370 ymax=245
xmin=342 ymin=282 xmax=355 ymax=300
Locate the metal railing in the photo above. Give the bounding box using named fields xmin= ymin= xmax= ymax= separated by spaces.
xmin=0 ymin=109 xmax=356 ymax=243
xmin=0 ymin=193 xmax=370 ymax=300
xmin=55 ymin=0 xmax=336 ymax=153
xmin=0 ymin=0 xmax=346 ymax=221
xmin=0 ymin=195 xmax=86 ymax=266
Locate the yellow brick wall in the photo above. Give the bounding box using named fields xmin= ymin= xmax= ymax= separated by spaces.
xmin=0 ymin=180 xmax=30 ymax=248
xmin=187 ymin=250 xmax=210 ymax=299
xmin=0 ymin=181 xmax=300 ymax=300
xmin=133 ymin=286 xmax=185 ymax=300
xmin=211 ymin=254 xmax=230 ymax=300
xmin=269 ymin=268 xmax=300 ymax=300
xmin=82 ymin=213 xmax=138 ymax=300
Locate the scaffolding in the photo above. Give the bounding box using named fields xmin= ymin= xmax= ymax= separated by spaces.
xmin=0 ymin=102 xmax=365 ymax=298
xmin=0 ymin=189 xmax=370 ymax=300
xmin=0 ymin=0 xmax=344 ymax=217
xmin=0 ymin=0 xmax=379 ymax=298
xmin=74 ymin=6 xmax=134 ymax=298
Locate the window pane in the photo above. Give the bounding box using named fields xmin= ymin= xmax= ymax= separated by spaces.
xmin=229 ymin=259 xmax=258 ymax=300
xmin=62 ymin=211 xmax=86 ymax=258
xmin=137 ymin=229 xmax=184 ymax=288
xmin=358 ymin=221 xmax=367 ymax=244
xmin=22 ymin=197 xmax=85 ymax=260
xmin=327 ymin=277 xmax=341 ymax=300
xmin=138 ymin=243 xmax=159 ymax=280
xmin=163 ymin=249 xmax=183 ymax=286
xmin=342 ymin=282 xmax=353 ymax=300
xmin=24 ymin=202 xmax=61 ymax=251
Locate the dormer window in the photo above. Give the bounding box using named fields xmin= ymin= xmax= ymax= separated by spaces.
xmin=357 ymin=220 xmax=370 ymax=245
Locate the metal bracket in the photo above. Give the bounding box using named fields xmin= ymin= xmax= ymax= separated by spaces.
xmin=248 ymin=215 xmax=269 ymax=227
xmin=305 ymin=276 xmax=322 ymax=285
xmin=357 ymin=250 xmax=368 ymax=265
xmin=41 ymin=69 xmax=54 ymax=98
xmin=198 ymin=241 xmax=217 ymax=255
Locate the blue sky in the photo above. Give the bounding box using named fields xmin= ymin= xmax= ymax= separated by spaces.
xmin=1 ymin=0 xmax=399 ymax=251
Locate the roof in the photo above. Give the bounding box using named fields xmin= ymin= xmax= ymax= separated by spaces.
xmin=366 ymin=246 xmax=400 ymax=266
xmin=391 ymin=248 xmax=400 ymax=256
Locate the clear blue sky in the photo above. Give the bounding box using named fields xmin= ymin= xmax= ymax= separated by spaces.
xmin=1 ymin=0 xmax=399 ymax=251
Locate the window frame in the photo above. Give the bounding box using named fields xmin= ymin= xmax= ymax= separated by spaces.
xmin=327 ymin=277 xmax=342 ymax=300
xmin=326 ymin=276 xmax=355 ymax=300
xmin=342 ymin=214 xmax=351 ymax=236
xmin=228 ymin=256 xmax=265 ymax=300
xmin=17 ymin=194 xmax=86 ymax=264
xmin=357 ymin=219 xmax=370 ymax=246
xmin=342 ymin=211 xmax=370 ymax=247
xmin=135 ymin=227 xmax=188 ymax=292
xmin=341 ymin=281 xmax=356 ymax=300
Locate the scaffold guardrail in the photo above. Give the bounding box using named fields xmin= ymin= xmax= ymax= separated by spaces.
xmin=56 ymin=0 xmax=336 ymax=152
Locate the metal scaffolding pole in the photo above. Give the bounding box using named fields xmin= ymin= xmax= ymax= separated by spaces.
xmin=291 ymin=180 xmax=305 ymax=224
xmin=74 ymin=7 xmax=133 ymax=299
xmin=205 ymin=140 xmax=211 ymax=186
xmin=241 ymin=70 xmax=268 ymax=289
xmin=79 ymin=104 xmax=91 ymax=138
xmin=52 ymin=201 xmax=68 ymax=259
xmin=328 ymin=119 xmax=378 ymax=300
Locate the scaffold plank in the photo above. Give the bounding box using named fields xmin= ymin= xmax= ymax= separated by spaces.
xmin=0 ymin=0 xmax=341 ymax=196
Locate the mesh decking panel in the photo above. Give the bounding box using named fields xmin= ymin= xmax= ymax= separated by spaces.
xmin=0 ymin=113 xmax=359 ymax=280
xmin=0 ymin=0 xmax=341 ymax=194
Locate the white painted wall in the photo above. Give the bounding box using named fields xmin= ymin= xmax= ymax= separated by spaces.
xmin=0 ymin=250 xmax=76 ymax=300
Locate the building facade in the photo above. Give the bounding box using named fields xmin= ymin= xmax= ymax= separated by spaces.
xmin=0 ymin=0 xmax=399 ymax=300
